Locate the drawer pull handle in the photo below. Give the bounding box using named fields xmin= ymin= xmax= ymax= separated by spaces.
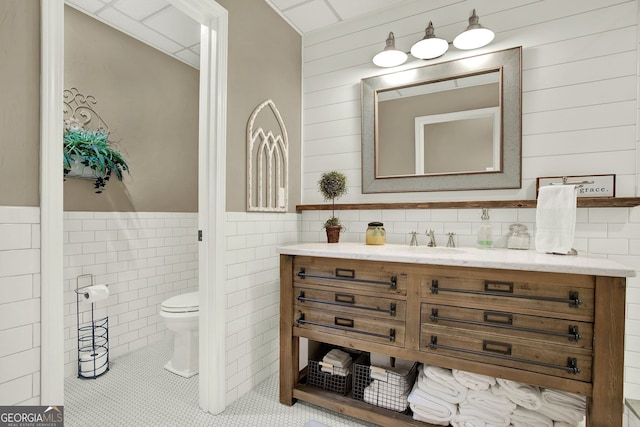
xmin=335 ymin=293 xmax=355 ymax=304
xmin=430 ymin=280 xmax=583 ymax=308
xmin=296 ymin=313 xmax=396 ymax=342
xmin=335 ymin=268 xmax=355 ymax=278
xmin=297 ymin=291 xmax=397 ymax=316
xmin=428 ymin=308 xmax=582 ymax=342
xmin=484 ymin=311 xmax=513 ymax=325
xmin=298 ymin=268 xmax=397 ymax=289
xmin=485 ymin=281 xmax=514 ymax=293
xmin=335 ymin=317 xmax=354 ymax=328
xmin=428 ymin=335 xmax=581 ymax=374
xmin=483 ymin=340 xmax=512 ymax=356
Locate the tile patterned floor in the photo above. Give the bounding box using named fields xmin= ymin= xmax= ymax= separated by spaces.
xmin=64 ymin=339 xmax=375 ymax=427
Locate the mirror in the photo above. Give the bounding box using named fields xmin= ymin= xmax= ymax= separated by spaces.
xmin=361 ymin=47 xmax=522 ymax=193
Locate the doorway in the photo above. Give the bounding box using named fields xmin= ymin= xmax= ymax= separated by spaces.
xmin=39 ymin=0 xmax=228 ymax=414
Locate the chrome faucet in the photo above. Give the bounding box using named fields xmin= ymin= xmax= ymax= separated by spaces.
xmin=446 ymin=232 xmax=456 ymax=248
xmin=409 ymin=231 xmax=418 ymax=246
xmin=426 ymin=229 xmax=436 ymax=247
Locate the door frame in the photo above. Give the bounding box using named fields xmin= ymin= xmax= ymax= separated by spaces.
xmin=39 ymin=0 xmax=228 ymax=414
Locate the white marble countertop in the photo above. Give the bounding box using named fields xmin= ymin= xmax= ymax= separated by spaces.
xmin=277 ymin=242 xmax=636 ymax=278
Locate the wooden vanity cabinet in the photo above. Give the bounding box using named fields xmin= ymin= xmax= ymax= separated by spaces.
xmin=279 ymin=254 xmax=626 ymax=427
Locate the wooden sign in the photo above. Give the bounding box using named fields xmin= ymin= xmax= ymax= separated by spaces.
xmin=536 ymin=174 xmax=615 ymax=198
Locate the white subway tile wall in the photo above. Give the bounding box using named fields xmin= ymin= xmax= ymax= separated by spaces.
xmin=223 ymin=212 xmax=299 ymax=404
xmin=63 ymin=212 xmax=198 ymax=378
xmin=0 ymin=206 xmax=41 ymax=405
xmin=302 ymin=206 xmax=640 ymax=400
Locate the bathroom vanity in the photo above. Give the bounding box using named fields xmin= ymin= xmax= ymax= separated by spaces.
xmin=278 ymin=243 xmax=634 ymax=427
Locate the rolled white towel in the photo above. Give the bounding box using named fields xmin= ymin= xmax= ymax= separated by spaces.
xmin=493 ymin=378 xmax=542 ymax=410
xmin=419 ymin=365 xmax=468 ymax=404
xmin=408 ymin=383 xmax=456 ymax=423
xmin=450 ymin=413 xmax=486 ymax=427
xmin=510 ymin=406 xmax=553 ymax=427
xmin=540 ymin=388 xmax=586 ymax=421
xmin=462 ymin=389 xmax=516 ymax=415
xmin=452 ymin=369 xmax=496 ymax=391
xmin=457 ymin=405 xmax=510 ymax=427
xmin=322 ymin=349 xmax=351 ymax=367
xmin=553 ymin=422 xmax=579 ymax=427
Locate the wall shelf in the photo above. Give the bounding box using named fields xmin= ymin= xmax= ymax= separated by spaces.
xmin=296 ymin=197 xmax=640 ymax=211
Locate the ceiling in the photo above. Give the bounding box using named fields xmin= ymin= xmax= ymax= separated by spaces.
xmin=265 ymin=0 xmax=410 ymax=34
xmin=65 ymin=0 xmax=407 ymax=68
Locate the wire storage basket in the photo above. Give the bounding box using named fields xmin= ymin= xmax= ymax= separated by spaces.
xmin=353 ymin=353 xmax=418 ymax=413
xmin=75 ymin=274 xmax=109 ymax=379
xmin=307 ymin=345 xmax=360 ymax=396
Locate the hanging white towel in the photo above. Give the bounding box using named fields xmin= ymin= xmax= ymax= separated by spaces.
xmin=535 ymin=185 xmax=577 ymax=254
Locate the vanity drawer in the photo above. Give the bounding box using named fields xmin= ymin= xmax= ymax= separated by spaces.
xmin=421 ymin=325 xmax=592 ymax=382
xmin=421 ymin=303 xmax=592 ymax=348
xmin=294 ymin=286 xmax=405 ymax=321
xmin=294 ymin=307 xmax=405 ymax=347
xmin=293 ymin=256 xmax=407 ymax=296
xmin=420 ymin=273 xmax=594 ymax=319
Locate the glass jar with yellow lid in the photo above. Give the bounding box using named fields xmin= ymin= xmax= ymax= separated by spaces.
xmin=366 ymin=222 xmax=386 ymax=245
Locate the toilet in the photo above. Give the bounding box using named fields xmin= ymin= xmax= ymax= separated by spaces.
xmin=160 ymin=292 xmax=199 ymax=378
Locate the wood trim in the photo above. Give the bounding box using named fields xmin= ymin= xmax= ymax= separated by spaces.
xmin=279 ymin=255 xmax=297 ymax=405
xmin=296 ymin=197 xmax=640 ymax=211
xmin=588 ymin=276 xmax=626 ymax=426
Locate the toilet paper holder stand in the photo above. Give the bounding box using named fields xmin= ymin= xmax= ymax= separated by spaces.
xmin=75 ymin=274 xmax=110 ymax=379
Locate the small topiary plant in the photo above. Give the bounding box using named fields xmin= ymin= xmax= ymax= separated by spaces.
xmin=318 ymin=170 xmax=347 ymax=230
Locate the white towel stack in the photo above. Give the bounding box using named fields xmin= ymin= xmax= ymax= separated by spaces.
xmin=493 ymin=378 xmax=542 ymax=410
xmin=407 ymin=382 xmax=456 ymax=426
xmin=510 ymin=406 xmax=553 ymax=427
xmin=419 ymin=365 xmax=468 ymax=404
xmin=538 ymin=389 xmax=586 ymax=425
xmin=452 ymin=369 xmax=496 ymax=391
xmin=407 ymin=365 xmax=467 ymax=424
xmin=456 ymin=389 xmax=515 ymax=427
xmin=320 ymin=349 xmax=352 ymax=376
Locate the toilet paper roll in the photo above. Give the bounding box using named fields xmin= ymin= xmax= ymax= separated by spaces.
xmin=82 ymin=285 xmax=109 ymax=303
xmin=79 ymin=349 xmax=108 ymax=378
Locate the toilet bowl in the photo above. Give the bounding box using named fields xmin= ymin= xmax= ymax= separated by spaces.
xmin=160 ymin=292 xmax=199 ymax=378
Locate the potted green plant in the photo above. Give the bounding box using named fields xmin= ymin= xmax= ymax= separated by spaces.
xmin=318 ymin=170 xmax=347 ymax=243
xmin=63 ymin=128 xmax=129 ymax=193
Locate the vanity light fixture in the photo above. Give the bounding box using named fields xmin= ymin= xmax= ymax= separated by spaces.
xmin=453 ymin=9 xmax=495 ymax=50
xmin=372 ymin=9 xmax=495 ymax=67
xmin=372 ymin=32 xmax=408 ymax=68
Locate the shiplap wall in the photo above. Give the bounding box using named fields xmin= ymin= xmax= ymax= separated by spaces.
xmin=302 ymin=0 xmax=638 ymax=204
xmin=300 ymin=0 xmax=640 ymax=407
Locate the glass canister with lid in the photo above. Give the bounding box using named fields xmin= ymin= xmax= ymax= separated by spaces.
xmin=366 ymin=222 xmax=386 ymax=245
xmin=507 ymin=223 xmax=531 ymax=250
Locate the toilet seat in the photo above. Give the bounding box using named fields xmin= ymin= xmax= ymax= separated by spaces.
xmin=161 ymin=292 xmax=199 ymax=313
